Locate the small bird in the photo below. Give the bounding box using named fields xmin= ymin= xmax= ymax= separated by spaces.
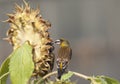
xmin=55 ymin=38 xmax=72 ymax=79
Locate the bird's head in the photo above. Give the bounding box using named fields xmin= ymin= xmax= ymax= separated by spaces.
xmin=55 ymin=38 xmax=70 ymax=47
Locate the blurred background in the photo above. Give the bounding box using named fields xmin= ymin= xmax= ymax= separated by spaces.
xmin=0 ymin=0 xmax=120 ymax=83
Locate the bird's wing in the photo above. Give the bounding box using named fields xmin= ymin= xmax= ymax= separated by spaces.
xmin=69 ymin=48 xmax=72 ymax=60
xmin=58 ymin=47 xmax=72 ymax=60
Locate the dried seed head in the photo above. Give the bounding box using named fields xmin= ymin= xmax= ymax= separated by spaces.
xmin=6 ymin=1 xmax=54 ymax=77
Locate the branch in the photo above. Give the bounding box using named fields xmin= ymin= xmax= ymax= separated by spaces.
xmin=36 ymin=71 xmax=90 ymax=84
xmin=0 ymin=72 xmax=9 ymax=80
xmin=72 ymin=71 xmax=90 ymax=80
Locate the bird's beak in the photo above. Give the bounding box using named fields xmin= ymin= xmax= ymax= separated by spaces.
xmin=55 ymin=39 xmax=60 ymax=44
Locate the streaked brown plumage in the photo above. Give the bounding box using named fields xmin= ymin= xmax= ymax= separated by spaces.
xmin=55 ymin=38 xmax=72 ymax=79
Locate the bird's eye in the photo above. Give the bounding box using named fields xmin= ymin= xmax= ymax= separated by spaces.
xmin=55 ymin=39 xmax=61 ymax=44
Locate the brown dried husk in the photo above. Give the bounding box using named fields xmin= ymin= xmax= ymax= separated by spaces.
xmin=5 ymin=1 xmax=54 ymax=77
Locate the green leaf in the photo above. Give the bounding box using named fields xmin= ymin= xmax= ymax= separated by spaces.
xmin=101 ymin=76 xmax=120 ymax=84
xmin=61 ymin=71 xmax=74 ymax=81
xmin=89 ymin=76 xmax=107 ymax=84
xmin=51 ymin=80 xmax=75 ymax=84
xmin=89 ymin=76 xmax=120 ymax=84
xmin=9 ymin=42 xmax=34 ymax=84
xmin=0 ymin=56 xmax=10 ymax=84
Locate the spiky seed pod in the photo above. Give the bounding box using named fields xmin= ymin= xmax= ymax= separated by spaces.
xmin=5 ymin=1 xmax=54 ymax=77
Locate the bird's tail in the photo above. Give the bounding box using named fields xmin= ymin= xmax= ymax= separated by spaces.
xmin=57 ymin=68 xmax=65 ymax=79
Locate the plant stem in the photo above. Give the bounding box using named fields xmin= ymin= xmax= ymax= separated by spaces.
xmin=72 ymin=71 xmax=90 ymax=80
xmin=36 ymin=71 xmax=90 ymax=84
xmin=0 ymin=72 xmax=9 ymax=80
xmin=42 ymin=71 xmax=57 ymax=80
xmin=36 ymin=71 xmax=57 ymax=84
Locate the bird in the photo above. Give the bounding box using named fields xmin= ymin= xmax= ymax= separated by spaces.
xmin=55 ymin=38 xmax=72 ymax=79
